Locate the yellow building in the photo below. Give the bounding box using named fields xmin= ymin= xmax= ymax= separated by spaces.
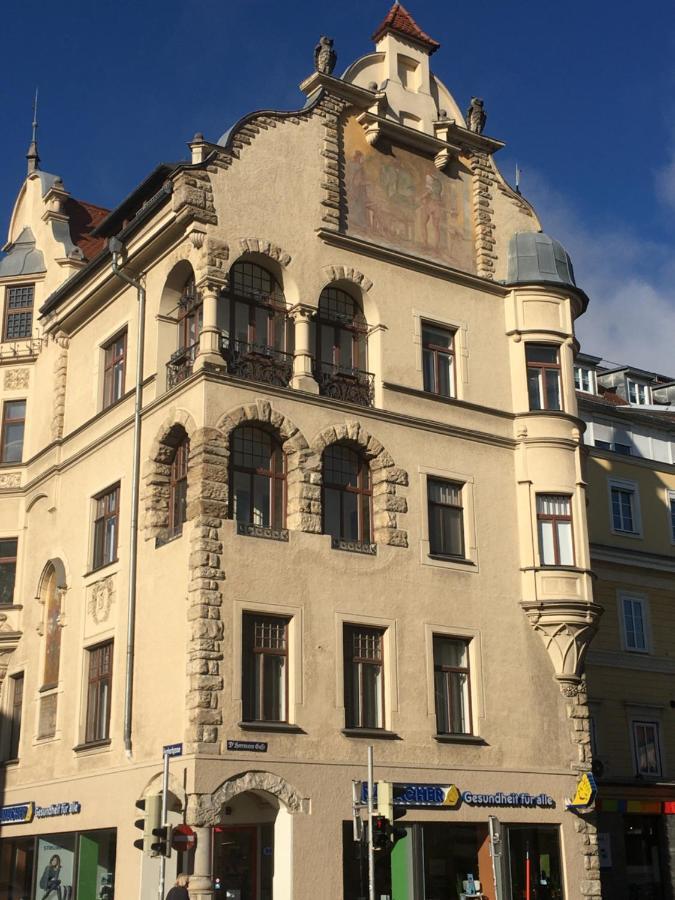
xmin=577 ymin=353 xmax=675 ymax=899
xmin=0 ymin=6 xmax=604 ymax=899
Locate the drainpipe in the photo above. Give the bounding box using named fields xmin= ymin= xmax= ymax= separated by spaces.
xmin=108 ymin=235 xmax=145 ymax=758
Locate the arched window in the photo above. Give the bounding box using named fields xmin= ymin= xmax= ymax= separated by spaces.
xmin=167 ymin=274 xmax=202 ymax=388
xmin=168 ymin=436 xmax=190 ymax=537
xmin=230 ymin=427 xmax=286 ymax=529
xmin=315 ymin=287 xmax=372 ymax=405
xmin=323 ymin=444 xmax=372 ymax=543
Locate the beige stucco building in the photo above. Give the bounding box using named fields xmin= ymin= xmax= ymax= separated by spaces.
xmin=0 ymin=6 xmax=606 ymax=899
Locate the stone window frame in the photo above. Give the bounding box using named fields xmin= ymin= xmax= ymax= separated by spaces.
xmin=418 ymin=465 xmax=477 ymax=572
xmin=143 ymin=410 xmax=197 ymax=544
xmin=607 ymin=476 xmax=642 ymax=538
xmin=617 ymin=590 xmax=651 ymax=655
xmin=423 ymin=623 xmax=484 ymax=738
xmin=413 ymin=309 xmax=468 ymax=400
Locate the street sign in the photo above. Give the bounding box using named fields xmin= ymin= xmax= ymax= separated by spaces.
xmin=226 ymin=739 xmax=268 ymax=752
xmin=163 ymin=743 xmax=183 ymax=758
xmin=171 ymin=824 xmax=196 ymax=852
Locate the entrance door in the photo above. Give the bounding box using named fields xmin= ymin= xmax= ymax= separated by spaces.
xmin=214 ymin=827 xmax=257 ymax=900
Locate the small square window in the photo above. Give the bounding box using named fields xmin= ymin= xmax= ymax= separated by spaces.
xmin=427 ymin=479 xmax=465 ymax=558
xmin=536 ymin=495 xmax=574 ymax=566
xmin=632 ymin=721 xmax=661 ymax=777
xmin=85 ymin=642 xmax=113 ymax=744
xmin=344 ymin=624 xmax=384 ymax=730
xmin=526 ymin=344 xmax=562 ymax=411
xmin=92 ymin=484 xmax=120 ymax=570
xmin=620 ymin=594 xmax=649 ymax=653
xmin=3 ymin=285 xmax=34 ymax=341
xmin=102 ymin=330 xmax=127 ymax=409
xmin=433 ymin=636 xmax=472 ymax=735
xmin=242 ymin=613 xmax=289 ymax=723
xmin=1 ymin=400 xmax=26 ymax=463
xmin=422 ymin=323 xmax=455 ymax=398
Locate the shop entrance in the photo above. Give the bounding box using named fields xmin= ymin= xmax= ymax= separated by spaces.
xmin=624 ymin=815 xmax=665 ymax=900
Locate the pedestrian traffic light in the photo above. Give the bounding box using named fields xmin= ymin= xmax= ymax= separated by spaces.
xmin=150 ymin=824 xmax=172 ymax=858
xmin=372 ymin=815 xmax=390 ymax=851
xmin=134 ymin=794 xmax=161 ymax=854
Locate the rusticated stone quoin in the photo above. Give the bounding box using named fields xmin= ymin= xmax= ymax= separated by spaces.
xmin=51 ymin=333 xmax=69 ymax=440
xmin=469 ymin=151 xmax=498 ymax=280
xmin=172 ymin=169 xmax=218 ymax=227
xmin=142 ymin=410 xmax=197 ymax=541
xmin=316 ymin=94 xmax=351 ymax=230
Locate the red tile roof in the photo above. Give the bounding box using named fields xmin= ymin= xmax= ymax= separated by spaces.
xmin=64 ymin=198 xmax=110 ymax=261
xmin=372 ymin=3 xmax=440 ymax=54
xmin=597 ymin=386 xmax=629 ymax=406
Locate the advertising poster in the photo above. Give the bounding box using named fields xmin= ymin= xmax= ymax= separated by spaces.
xmin=35 ymin=835 xmax=75 ymax=900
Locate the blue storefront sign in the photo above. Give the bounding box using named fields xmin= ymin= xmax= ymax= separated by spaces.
xmin=361 ymin=782 xmax=555 ymax=810
xmin=0 ymin=802 xmax=34 ymax=825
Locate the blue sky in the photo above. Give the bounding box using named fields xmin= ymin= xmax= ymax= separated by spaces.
xmin=2 ymin=0 xmax=674 ymax=371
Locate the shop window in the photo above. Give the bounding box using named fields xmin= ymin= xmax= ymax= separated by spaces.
xmin=102 ymin=330 xmax=127 ymax=410
xmin=507 ymin=826 xmax=564 ymax=899
xmin=536 ymin=494 xmax=574 ymax=566
xmin=323 ymin=445 xmax=372 ymax=545
xmin=620 ymin=594 xmax=649 ymax=652
xmin=422 ymin=322 xmax=456 ymax=398
xmin=609 ymin=479 xmax=640 ymax=535
xmin=230 ymin=427 xmax=286 ymax=530
xmin=168 ymin=436 xmax=189 ymax=537
xmin=433 ymin=636 xmax=472 ymax=735
xmin=7 ymin=672 xmax=23 ymax=760
xmin=76 ymin=829 xmax=116 ymax=900
xmin=1 ymin=399 xmax=26 ymax=463
xmin=92 ymin=484 xmax=120 ymax=570
xmin=85 ymin=642 xmax=113 ymax=744
xmin=0 ymin=538 xmax=17 ymax=605
xmin=526 ymin=344 xmax=562 ymax=411
xmin=3 ymin=284 xmax=34 ymax=340
xmin=427 ymin=478 xmax=465 ymax=558
xmin=242 ymin=613 xmax=289 ymax=723
xmin=343 ymin=624 xmax=384 ymax=730
xmin=632 ymin=721 xmax=662 ymax=777
xmin=0 ymin=836 xmax=34 ymax=900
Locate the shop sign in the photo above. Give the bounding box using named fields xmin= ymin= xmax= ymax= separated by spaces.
xmin=226 ymin=739 xmax=268 ymax=752
xmin=35 ymin=801 xmax=81 ymax=819
xmin=0 ymin=802 xmax=35 ymax=825
xmin=566 ymin=772 xmax=597 ymax=810
xmin=462 ymin=791 xmax=555 ymax=809
xmin=360 ymin=783 xmax=555 ymax=810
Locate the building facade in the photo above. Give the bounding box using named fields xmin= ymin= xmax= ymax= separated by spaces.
xmin=0 ymin=6 xmax=605 ymax=899
xmin=577 ymin=356 xmax=675 ymax=899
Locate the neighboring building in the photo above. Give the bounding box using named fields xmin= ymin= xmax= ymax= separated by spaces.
xmin=577 ymin=354 xmax=675 ymax=899
xmin=0 ymin=6 xmax=605 ymax=900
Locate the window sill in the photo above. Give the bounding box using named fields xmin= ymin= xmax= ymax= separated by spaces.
xmin=428 ymin=554 xmax=474 ymax=566
xmin=73 ymin=738 xmax=111 ymax=754
xmin=0 ymin=757 xmax=19 ymax=767
xmin=238 ymin=721 xmax=305 ymax=734
xmin=331 ymin=537 xmax=377 ymax=556
xmin=341 ymin=728 xmax=400 ymax=740
xmin=236 ymin=522 xmax=289 ymax=543
xmin=0 ymin=602 xmax=22 ymax=610
xmin=155 ymin=531 xmax=183 ymax=549
xmin=84 ymin=560 xmax=119 ymax=578
xmin=39 ymin=683 xmax=58 ymax=694
xmin=434 ymin=733 xmax=487 ymax=745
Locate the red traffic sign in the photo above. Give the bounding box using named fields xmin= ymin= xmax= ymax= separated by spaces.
xmin=171 ymin=824 xmax=196 ymax=852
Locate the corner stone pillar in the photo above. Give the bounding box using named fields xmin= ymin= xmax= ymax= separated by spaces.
xmin=289 ymin=305 xmax=319 ymax=393
xmin=195 ymin=280 xmax=222 ymax=369
xmin=188 ymin=826 xmax=213 ymax=900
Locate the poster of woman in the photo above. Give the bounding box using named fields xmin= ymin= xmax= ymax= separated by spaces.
xmin=35 ymin=838 xmax=74 ymax=900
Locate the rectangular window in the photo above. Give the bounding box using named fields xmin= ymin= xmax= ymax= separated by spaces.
xmin=85 ymin=642 xmax=113 ymax=744
xmin=621 ymin=595 xmax=648 ymax=652
xmin=526 ymin=344 xmax=562 ymax=411
xmin=669 ymin=492 xmax=675 ymax=543
xmin=242 ymin=613 xmax=289 ymax=722
xmin=0 ymin=538 xmax=17 ymax=605
xmin=344 ymin=625 xmax=384 ymax=730
xmin=1 ymin=400 xmax=25 ymax=463
xmin=627 ymin=380 xmax=650 ymax=406
xmin=433 ymin=636 xmax=472 ymax=735
xmin=102 ymin=330 xmax=127 ymax=409
xmin=422 ymin=323 xmax=455 ymax=398
xmin=92 ymin=484 xmax=120 ymax=570
xmin=536 ymin=495 xmax=574 ymax=566
xmin=574 ymin=366 xmax=594 ymax=393
xmin=632 ymin=721 xmax=661 ymax=776
xmin=3 ymin=284 xmax=34 ymax=341
xmin=611 ymin=484 xmax=638 ymax=534
xmin=8 ymin=673 xmax=23 ymax=759
xmin=428 ymin=479 xmax=465 ymax=558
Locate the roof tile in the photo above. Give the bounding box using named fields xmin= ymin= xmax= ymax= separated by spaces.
xmin=372 ymin=3 xmax=440 ymax=54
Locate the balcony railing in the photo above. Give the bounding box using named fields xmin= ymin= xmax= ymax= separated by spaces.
xmin=219 ymin=336 xmax=293 ymax=388
xmin=166 ymin=342 xmax=199 ymax=388
xmin=313 ymin=360 xmax=375 ymax=407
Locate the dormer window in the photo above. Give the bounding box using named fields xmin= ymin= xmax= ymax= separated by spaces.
xmin=627 ymin=379 xmax=651 ymax=406
xmin=574 ymin=365 xmax=596 ymax=394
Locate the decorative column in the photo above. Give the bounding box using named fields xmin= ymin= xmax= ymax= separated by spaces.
xmin=289 ymin=304 xmax=319 ymax=393
xmin=194 ymin=279 xmax=222 ymax=370
xmin=188 ymin=826 xmax=213 ymax=900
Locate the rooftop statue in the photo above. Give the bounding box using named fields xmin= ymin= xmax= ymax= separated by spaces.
xmin=466 ymin=97 xmax=487 ymax=134
xmin=314 ymin=35 xmax=337 ymax=75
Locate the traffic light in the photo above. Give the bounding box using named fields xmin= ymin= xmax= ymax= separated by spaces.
xmin=374 ymin=781 xmax=406 ymax=849
xmin=134 ymin=794 xmax=161 ymax=853
xmin=371 ymin=815 xmax=390 ymax=851
xmin=150 ymin=824 xmax=173 ymax=858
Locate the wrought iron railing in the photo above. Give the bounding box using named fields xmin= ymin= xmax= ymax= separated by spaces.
xmin=166 ymin=342 xmax=199 ymax=388
xmin=219 ymin=336 xmax=293 ymax=388
xmin=313 ymin=360 xmax=375 ymax=407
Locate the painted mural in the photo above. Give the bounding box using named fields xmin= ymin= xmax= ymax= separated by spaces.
xmin=344 ymin=115 xmax=475 ymax=273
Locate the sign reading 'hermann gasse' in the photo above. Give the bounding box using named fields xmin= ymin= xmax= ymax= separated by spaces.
xmin=343 ymin=115 xmax=475 ymax=273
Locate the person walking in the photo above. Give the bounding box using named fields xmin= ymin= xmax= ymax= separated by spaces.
xmin=165 ymin=874 xmax=190 ymax=900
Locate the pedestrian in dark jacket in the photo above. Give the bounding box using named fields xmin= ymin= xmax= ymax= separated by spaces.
xmin=165 ymin=874 xmax=190 ymax=900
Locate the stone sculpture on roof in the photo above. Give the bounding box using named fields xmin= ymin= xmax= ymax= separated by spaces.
xmin=314 ymin=36 xmax=337 ymax=75
xmin=466 ymin=97 xmax=487 ymax=134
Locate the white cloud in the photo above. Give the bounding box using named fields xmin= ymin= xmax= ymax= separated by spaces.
xmin=521 ymin=170 xmax=675 ymax=376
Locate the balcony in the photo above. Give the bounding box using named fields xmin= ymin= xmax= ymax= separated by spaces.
xmin=220 ymin=336 xmax=293 ymax=388
xmin=166 ymin=342 xmax=198 ymax=388
xmin=313 ymin=360 xmax=375 ymax=407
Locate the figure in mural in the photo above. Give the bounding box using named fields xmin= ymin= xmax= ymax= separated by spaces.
xmin=314 ymin=36 xmax=337 ymax=75
xmin=420 ymin=173 xmax=444 ymax=249
xmin=346 ymin=150 xmax=369 ymax=228
xmin=466 ymin=97 xmax=487 ymax=134
xmin=39 ymin=855 xmax=63 ymax=900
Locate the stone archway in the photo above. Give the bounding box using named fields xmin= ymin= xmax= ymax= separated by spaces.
xmin=188 ymin=770 xmax=308 ymax=826
xmin=311 ymin=421 xmax=409 ymax=546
